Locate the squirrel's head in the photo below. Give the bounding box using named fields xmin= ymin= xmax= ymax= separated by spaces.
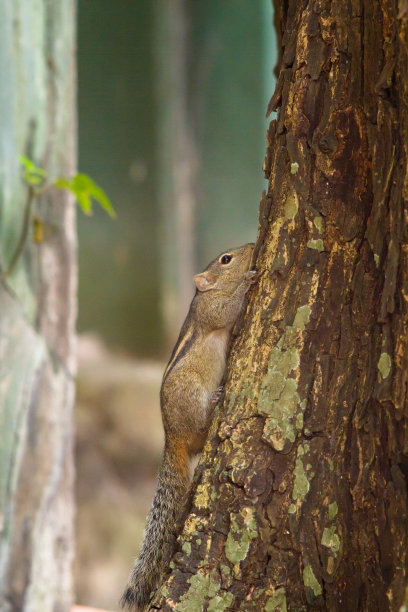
xmin=193 ymin=243 xmax=255 ymax=292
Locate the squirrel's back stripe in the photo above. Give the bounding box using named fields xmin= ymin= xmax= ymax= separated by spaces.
xmin=162 ymin=327 xmax=197 ymax=382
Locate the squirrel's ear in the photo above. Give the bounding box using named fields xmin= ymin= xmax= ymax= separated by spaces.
xmin=193 ymin=271 xmax=217 ymax=292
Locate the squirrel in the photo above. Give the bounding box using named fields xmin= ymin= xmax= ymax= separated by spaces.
xmin=121 ymin=243 xmax=256 ymax=610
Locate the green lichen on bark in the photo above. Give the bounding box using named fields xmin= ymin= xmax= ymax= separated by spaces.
xmin=258 ymin=350 xmax=300 ymax=451
xmin=175 ymin=570 xmax=223 ymax=612
xmin=313 ymin=216 xmax=324 ymax=234
xmin=321 ymin=526 xmax=341 ymax=554
xmin=291 ymin=441 xmax=317 ymax=508
xmin=292 ymin=305 xmax=311 ymax=331
xmin=307 ymin=239 xmax=324 ymax=252
xmin=225 ymin=507 xmax=258 ymax=564
xmin=377 ymin=352 xmax=391 ymax=380
xmin=183 ymin=513 xmax=208 ymax=538
xmin=284 ymin=192 xmax=298 ymax=220
xmin=329 ymin=501 xmax=338 ymax=520
xmin=264 ymin=588 xmax=288 ymax=611
xmin=303 ymin=565 xmax=322 ymax=597
xmin=207 ymin=591 xmax=234 ymax=612
xmin=292 ymin=457 xmax=310 ymax=503
xmin=195 ymin=482 xmax=212 ymax=509
xmin=257 ymin=306 xmax=310 ymax=451
xmin=226 ymin=385 xmax=256 ymax=415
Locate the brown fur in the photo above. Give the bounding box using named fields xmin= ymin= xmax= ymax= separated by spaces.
xmin=121 ymin=244 xmax=255 ymax=610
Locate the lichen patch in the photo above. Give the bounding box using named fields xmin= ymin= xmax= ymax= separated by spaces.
xmin=307 ymin=238 xmax=324 ymax=252
xmin=265 ymin=587 xmax=288 ymax=611
xmin=303 ymin=564 xmax=322 ymax=597
xmin=225 ymin=507 xmax=258 ymax=565
xmin=377 ymin=352 xmax=391 ymax=380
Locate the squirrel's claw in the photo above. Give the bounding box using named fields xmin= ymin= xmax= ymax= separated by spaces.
xmin=210 ymin=385 xmax=225 ymax=406
xmin=244 ymin=269 xmax=258 ymax=282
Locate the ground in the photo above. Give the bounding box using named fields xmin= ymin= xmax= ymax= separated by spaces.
xmin=75 ymin=335 xmax=164 ymax=610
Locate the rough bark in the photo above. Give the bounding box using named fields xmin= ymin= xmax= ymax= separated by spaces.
xmin=150 ymin=1 xmax=408 ymax=611
xmin=0 ymin=1 xmax=77 ymax=611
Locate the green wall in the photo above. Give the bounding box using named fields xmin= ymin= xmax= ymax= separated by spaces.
xmin=77 ymin=0 xmax=276 ymax=354
xmin=189 ymin=1 xmax=271 ymax=264
xmin=77 ymin=2 xmax=160 ymax=353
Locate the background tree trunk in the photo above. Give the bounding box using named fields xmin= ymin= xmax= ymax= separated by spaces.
xmin=150 ymin=1 xmax=408 ymax=610
xmin=154 ymin=0 xmax=198 ymax=347
xmin=0 ymin=1 xmax=77 ymax=611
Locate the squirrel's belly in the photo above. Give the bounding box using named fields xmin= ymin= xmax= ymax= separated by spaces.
xmin=203 ymin=328 xmax=229 ymax=389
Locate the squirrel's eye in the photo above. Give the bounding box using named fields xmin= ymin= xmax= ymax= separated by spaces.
xmin=220 ymin=254 xmax=232 ymax=265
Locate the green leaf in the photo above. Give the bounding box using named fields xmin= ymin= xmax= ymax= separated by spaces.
xmin=54 ymin=173 xmax=115 ymax=218
xmin=19 ymin=155 xmax=48 ymax=177
xmin=23 ymin=172 xmax=44 ymax=185
xmin=74 ymin=173 xmax=116 ymax=218
xmin=19 ymin=156 xmax=115 ymax=219
xmin=19 ymin=155 xmax=48 ymax=186
xmin=55 ymin=177 xmax=92 ymax=215
xmin=76 ymin=191 xmax=92 ymax=216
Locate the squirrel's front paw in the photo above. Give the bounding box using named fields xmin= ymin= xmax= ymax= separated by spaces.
xmin=244 ymin=269 xmax=258 ymax=290
xmin=244 ymin=269 xmax=257 ymax=280
xmin=210 ymin=385 xmax=225 ymax=406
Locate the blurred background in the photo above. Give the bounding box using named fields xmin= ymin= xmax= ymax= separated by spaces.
xmin=74 ymin=1 xmax=277 ymax=608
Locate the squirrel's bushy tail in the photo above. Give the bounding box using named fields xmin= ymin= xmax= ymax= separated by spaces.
xmin=121 ymin=439 xmax=189 ymax=610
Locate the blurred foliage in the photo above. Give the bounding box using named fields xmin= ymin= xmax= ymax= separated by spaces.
xmin=19 ymin=155 xmax=115 ymax=217
xmin=19 ymin=155 xmax=48 ymax=185
xmin=55 ymin=175 xmax=115 ymax=218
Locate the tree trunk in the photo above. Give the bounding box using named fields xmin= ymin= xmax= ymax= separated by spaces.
xmin=150 ymin=1 xmax=408 ymax=610
xmin=0 ymin=2 xmax=77 ymax=611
